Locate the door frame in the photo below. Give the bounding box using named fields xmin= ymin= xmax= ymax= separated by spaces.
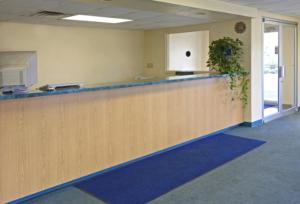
xmin=262 ymin=17 xmax=298 ymax=123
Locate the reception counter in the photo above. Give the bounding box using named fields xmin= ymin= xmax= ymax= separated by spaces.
xmin=0 ymin=74 xmax=244 ymax=203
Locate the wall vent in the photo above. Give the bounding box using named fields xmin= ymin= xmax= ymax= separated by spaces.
xmin=30 ymin=11 xmax=69 ymax=17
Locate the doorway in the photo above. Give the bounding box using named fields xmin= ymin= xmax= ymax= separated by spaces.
xmin=263 ymin=19 xmax=298 ymax=122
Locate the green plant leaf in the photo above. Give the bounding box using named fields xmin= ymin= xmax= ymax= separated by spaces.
xmin=207 ymin=37 xmax=249 ymax=107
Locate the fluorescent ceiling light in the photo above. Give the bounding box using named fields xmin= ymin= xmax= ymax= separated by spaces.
xmin=63 ymin=15 xmax=132 ymax=24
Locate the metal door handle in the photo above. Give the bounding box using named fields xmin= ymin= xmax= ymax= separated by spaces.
xmin=279 ymin=65 xmax=285 ymax=79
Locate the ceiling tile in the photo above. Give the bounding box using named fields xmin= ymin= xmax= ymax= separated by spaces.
xmin=221 ymin=0 xmax=300 ymax=17
xmin=0 ymin=0 xmax=242 ymax=29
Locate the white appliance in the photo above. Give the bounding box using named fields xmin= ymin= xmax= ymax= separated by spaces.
xmin=167 ymin=31 xmax=210 ymax=72
xmin=0 ymin=51 xmax=37 ymax=89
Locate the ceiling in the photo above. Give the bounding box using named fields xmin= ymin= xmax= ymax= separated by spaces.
xmin=220 ymin=0 xmax=300 ymax=17
xmin=0 ymin=0 xmax=243 ymax=30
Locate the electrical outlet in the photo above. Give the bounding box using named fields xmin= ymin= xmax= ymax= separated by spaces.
xmin=146 ymin=63 xmax=154 ymax=69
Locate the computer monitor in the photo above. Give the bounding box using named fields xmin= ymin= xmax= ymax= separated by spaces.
xmin=0 ymin=51 xmax=37 ymax=88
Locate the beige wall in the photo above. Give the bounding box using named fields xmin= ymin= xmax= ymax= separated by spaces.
xmin=144 ymin=19 xmax=251 ymax=77
xmin=249 ymin=17 xmax=262 ymax=122
xmin=0 ymin=22 xmax=145 ymax=87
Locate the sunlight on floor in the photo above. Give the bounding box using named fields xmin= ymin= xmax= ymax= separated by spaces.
xmin=264 ymin=107 xmax=279 ymax=117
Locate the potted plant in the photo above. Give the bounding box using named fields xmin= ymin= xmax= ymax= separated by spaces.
xmin=207 ymin=37 xmax=249 ymax=107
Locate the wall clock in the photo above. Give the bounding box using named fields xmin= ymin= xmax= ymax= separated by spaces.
xmin=235 ymin=21 xmax=246 ymax=34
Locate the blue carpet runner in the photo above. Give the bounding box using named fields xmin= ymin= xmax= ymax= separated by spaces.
xmin=76 ymin=134 xmax=265 ymax=204
xmin=264 ymin=104 xmax=274 ymax=109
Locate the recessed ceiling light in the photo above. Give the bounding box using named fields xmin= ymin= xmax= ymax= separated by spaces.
xmin=63 ymin=15 xmax=132 ymax=24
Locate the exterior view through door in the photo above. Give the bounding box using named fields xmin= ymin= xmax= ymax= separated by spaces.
xmin=263 ymin=19 xmax=297 ymax=122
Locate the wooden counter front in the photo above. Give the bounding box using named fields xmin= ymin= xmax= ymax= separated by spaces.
xmin=0 ymin=77 xmax=243 ymax=203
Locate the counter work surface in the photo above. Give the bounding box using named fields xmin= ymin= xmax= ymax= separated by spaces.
xmin=0 ymin=73 xmax=226 ymax=101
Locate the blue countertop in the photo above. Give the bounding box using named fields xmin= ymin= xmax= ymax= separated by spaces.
xmin=0 ymin=73 xmax=226 ymax=101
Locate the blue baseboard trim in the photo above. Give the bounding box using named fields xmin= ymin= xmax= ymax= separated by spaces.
xmin=240 ymin=119 xmax=263 ymax=128
xmin=8 ymin=123 xmax=242 ymax=204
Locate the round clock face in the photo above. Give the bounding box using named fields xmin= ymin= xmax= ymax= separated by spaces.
xmin=235 ymin=22 xmax=246 ymax=34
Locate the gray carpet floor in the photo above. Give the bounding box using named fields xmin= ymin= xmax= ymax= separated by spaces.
xmin=21 ymin=113 xmax=300 ymax=204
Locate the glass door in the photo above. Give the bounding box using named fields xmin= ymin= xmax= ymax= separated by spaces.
xmin=263 ymin=22 xmax=280 ymax=117
xmin=263 ymin=19 xmax=297 ymax=121
xmin=281 ymin=24 xmax=297 ymax=112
